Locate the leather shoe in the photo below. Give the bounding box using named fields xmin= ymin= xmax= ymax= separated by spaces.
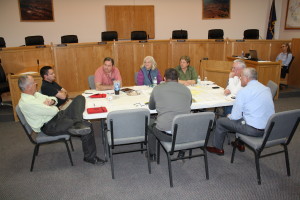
xmin=68 ymin=122 xmax=91 ymax=136
xmin=231 ymin=141 xmax=245 ymax=152
xmin=84 ymin=156 xmax=105 ymax=165
xmin=206 ymin=146 xmax=224 ymax=155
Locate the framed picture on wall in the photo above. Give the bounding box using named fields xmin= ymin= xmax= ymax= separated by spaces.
xmin=19 ymin=0 xmax=54 ymax=21
xmin=285 ymin=0 xmax=300 ymax=29
xmin=202 ymin=0 xmax=230 ymax=19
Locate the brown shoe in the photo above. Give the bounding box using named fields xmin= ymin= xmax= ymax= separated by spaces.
xmin=206 ymin=146 xmax=224 ymax=155
xmin=231 ymin=141 xmax=245 ymax=152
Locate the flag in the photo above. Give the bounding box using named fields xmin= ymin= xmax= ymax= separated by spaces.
xmin=266 ymin=0 xmax=276 ymax=39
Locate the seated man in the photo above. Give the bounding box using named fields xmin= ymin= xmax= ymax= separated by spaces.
xmin=94 ymin=57 xmax=122 ymax=91
xmin=148 ymin=68 xmax=192 ymax=160
xmin=207 ymin=68 xmax=275 ymax=155
xmin=18 ymin=75 xmax=104 ymax=165
xmin=40 ymin=66 xmax=71 ymax=110
xmin=222 ymin=59 xmax=246 ymax=116
xmin=174 ymin=56 xmax=198 ymax=86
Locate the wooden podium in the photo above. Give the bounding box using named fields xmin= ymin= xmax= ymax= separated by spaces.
xmin=227 ymin=57 xmax=281 ymax=99
xmin=8 ymin=72 xmax=42 ymax=121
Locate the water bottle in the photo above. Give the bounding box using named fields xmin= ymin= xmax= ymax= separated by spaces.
xmin=153 ymin=76 xmax=157 ymax=87
xmin=197 ymin=75 xmax=201 ymax=86
xmin=204 ymin=77 xmax=208 ymax=82
xmin=113 ymin=80 xmax=120 ymax=95
xmin=241 ymin=51 xmax=244 ymax=58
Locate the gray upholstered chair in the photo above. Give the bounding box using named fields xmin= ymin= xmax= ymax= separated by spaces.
xmin=88 ymin=75 xmax=95 ymax=89
xmin=231 ymin=109 xmax=300 ymax=185
xmin=134 ymin=72 xmax=138 ymax=85
xmin=16 ymin=105 xmax=74 ymax=171
xmin=267 ymin=80 xmax=278 ymax=100
xmin=106 ymin=109 xmax=151 ymax=179
xmin=156 ymin=112 xmax=215 ymax=187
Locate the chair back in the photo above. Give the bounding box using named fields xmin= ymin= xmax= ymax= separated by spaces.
xmin=16 ymin=105 xmax=36 ymax=144
xmin=101 ymin=31 xmax=118 ymax=41
xmin=61 ymin=35 xmax=78 ymax=44
xmin=287 ymin=56 xmax=295 ymax=73
xmin=267 ymin=80 xmax=278 ymax=100
xmin=0 ymin=37 xmax=6 ymax=48
xmin=172 ymin=30 xmax=188 ymax=39
xmin=131 ymin=31 xmax=147 ymax=40
xmin=171 ymin=112 xmax=215 ymax=148
xmin=208 ymin=29 xmax=224 ymax=39
xmin=0 ymin=63 xmax=7 ymax=83
xmin=107 ymin=109 xmax=150 ymax=144
xmin=134 ymin=72 xmax=138 ymax=85
xmin=88 ymin=75 xmax=95 ymax=89
xmin=262 ymin=109 xmax=300 ymax=148
xmin=25 ymin=36 xmax=44 ymax=46
xmin=243 ymin=29 xmax=259 ymax=39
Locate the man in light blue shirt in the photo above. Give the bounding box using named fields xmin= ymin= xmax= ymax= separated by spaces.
xmin=207 ymin=68 xmax=275 ymax=155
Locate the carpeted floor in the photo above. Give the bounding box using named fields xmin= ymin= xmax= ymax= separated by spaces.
xmin=0 ymin=97 xmax=300 ymax=200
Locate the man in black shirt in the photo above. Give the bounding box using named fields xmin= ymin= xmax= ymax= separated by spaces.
xmin=40 ymin=66 xmax=71 ymax=109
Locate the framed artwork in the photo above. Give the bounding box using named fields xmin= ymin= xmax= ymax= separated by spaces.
xmin=202 ymin=0 xmax=230 ymax=19
xmin=19 ymin=0 xmax=54 ymax=21
xmin=285 ymin=0 xmax=300 ymax=29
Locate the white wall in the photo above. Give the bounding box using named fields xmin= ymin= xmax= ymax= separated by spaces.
xmin=0 ymin=0 xmax=298 ymax=47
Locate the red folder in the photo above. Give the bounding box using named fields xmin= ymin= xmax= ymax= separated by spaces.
xmin=87 ymin=107 xmax=108 ymax=114
xmin=89 ymin=94 xmax=107 ymax=98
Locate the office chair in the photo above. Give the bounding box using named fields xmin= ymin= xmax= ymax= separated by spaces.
xmin=25 ymin=35 xmax=45 ymax=46
xmin=88 ymin=75 xmax=95 ymax=89
xmin=208 ymin=29 xmax=224 ymax=39
xmin=243 ymin=29 xmax=259 ymax=39
xmin=267 ymin=80 xmax=278 ymax=100
xmin=106 ymin=109 xmax=151 ymax=179
xmin=16 ymin=105 xmax=74 ymax=171
xmin=172 ymin=30 xmax=188 ymax=39
xmin=280 ymin=56 xmax=295 ymax=89
xmin=231 ymin=109 xmax=300 ymax=185
xmin=101 ymin=31 xmax=118 ymax=41
xmin=131 ymin=31 xmax=147 ymax=40
xmin=61 ymin=35 xmax=78 ymax=44
xmin=134 ymin=72 xmax=138 ymax=85
xmin=156 ymin=112 xmax=215 ymax=187
xmin=0 ymin=62 xmax=10 ymax=106
xmin=0 ymin=37 xmax=6 ymax=48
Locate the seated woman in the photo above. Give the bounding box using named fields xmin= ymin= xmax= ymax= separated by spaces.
xmin=174 ymin=56 xmax=198 ymax=86
xmin=276 ymin=43 xmax=293 ymax=78
xmin=137 ymin=56 xmax=162 ymax=86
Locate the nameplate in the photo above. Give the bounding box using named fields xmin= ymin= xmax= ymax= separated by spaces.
xmin=36 ymin=45 xmax=46 ymax=48
xmin=215 ymin=39 xmax=224 ymax=42
xmin=57 ymin=44 xmax=67 ymax=47
xmin=236 ymin=39 xmax=245 ymax=42
xmin=98 ymin=42 xmax=107 ymax=45
xmin=202 ymin=57 xmax=209 ymax=60
xmin=177 ymin=39 xmax=186 ymax=42
xmin=139 ymin=40 xmax=148 ymax=43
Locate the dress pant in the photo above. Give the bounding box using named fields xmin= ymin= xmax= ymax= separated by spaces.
xmin=281 ymin=66 xmax=288 ymax=78
xmin=41 ymin=95 xmax=97 ymax=160
xmin=148 ymin=123 xmax=172 ymax=155
xmin=213 ymin=117 xmax=264 ymax=150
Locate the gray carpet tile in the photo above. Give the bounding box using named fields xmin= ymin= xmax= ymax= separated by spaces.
xmin=0 ymin=97 xmax=300 ymax=200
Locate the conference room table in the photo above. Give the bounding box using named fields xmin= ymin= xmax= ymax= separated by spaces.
xmin=82 ymin=82 xmax=235 ymax=160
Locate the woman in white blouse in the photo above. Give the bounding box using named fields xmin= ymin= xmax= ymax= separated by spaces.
xmin=276 ymin=43 xmax=293 ymax=78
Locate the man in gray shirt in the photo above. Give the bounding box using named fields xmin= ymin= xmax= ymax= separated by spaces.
xmin=148 ymin=68 xmax=192 ymax=160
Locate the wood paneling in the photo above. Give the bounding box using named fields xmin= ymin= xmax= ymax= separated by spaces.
xmin=2 ymin=39 xmax=298 ymax=94
xmin=289 ymin=38 xmax=300 ymax=86
xmin=105 ymin=6 xmax=155 ymax=39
